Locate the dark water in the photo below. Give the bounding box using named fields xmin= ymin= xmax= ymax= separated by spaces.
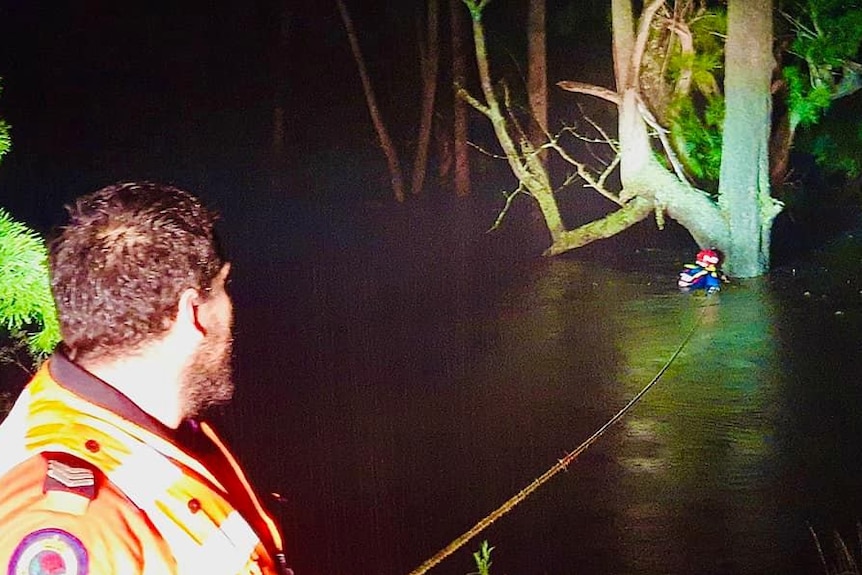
xmin=219 ymin=201 xmax=862 ymax=575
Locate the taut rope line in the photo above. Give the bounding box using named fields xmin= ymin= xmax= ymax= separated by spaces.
xmin=406 ymin=312 xmax=704 ymax=575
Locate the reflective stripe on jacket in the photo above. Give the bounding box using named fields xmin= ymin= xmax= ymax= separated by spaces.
xmin=0 ymin=361 xmax=286 ymax=575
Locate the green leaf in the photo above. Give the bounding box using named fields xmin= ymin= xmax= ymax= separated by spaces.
xmin=0 ymin=208 xmax=60 ymax=361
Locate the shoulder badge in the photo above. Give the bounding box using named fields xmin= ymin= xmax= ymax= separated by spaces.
xmin=44 ymin=456 xmax=96 ymax=500
xmin=8 ymin=528 xmax=89 ymax=575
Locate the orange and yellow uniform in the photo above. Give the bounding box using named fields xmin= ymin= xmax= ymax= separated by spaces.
xmin=0 ymin=353 xmax=291 ymax=575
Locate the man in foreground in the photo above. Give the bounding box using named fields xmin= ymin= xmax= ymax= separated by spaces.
xmin=0 ymin=182 xmax=291 ymax=574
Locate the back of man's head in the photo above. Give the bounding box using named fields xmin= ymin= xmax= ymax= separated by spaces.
xmin=49 ymin=182 xmax=225 ymax=363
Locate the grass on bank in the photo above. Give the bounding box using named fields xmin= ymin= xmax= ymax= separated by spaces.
xmin=467 ymin=527 xmax=862 ymax=575
xmin=811 ymin=523 xmax=862 ymax=575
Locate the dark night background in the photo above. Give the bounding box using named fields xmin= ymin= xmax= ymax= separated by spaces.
xmin=0 ymin=1 xmax=282 ymax=225
xmin=4 ymin=3 xmax=862 ymax=575
xmin=0 ymin=0 xmax=617 ymax=225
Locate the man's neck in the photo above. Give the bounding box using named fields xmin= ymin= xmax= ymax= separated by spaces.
xmin=80 ymin=347 xmax=186 ymax=429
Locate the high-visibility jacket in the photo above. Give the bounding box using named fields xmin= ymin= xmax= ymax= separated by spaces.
xmin=0 ymin=354 xmax=290 ymax=575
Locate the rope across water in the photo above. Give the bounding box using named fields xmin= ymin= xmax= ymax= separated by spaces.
xmin=406 ymin=309 xmax=705 ymax=575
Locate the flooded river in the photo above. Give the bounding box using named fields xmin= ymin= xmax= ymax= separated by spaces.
xmin=214 ymin=200 xmax=862 ymax=575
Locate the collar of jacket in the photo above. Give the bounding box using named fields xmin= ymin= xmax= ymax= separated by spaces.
xmin=13 ymin=359 xmax=284 ymax=575
xmin=49 ymin=350 xmax=179 ymax=440
xmin=47 ymin=351 xmax=286 ymax=559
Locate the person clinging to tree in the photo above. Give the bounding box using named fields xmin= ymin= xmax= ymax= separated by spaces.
xmin=678 ymin=248 xmax=728 ymax=294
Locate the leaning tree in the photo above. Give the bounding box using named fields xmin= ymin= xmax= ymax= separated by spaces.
xmin=462 ymin=0 xmax=781 ymax=277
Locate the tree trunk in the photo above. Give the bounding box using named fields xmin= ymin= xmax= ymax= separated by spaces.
xmin=411 ymin=0 xmax=440 ymax=197
xmin=717 ymin=0 xmax=780 ymax=277
xmin=451 ymin=0 xmax=471 ymax=198
xmin=527 ymin=0 xmax=547 ymax=165
xmin=611 ymin=0 xmax=635 ymax=91
xmin=336 ymin=0 xmax=405 ymax=202
xmin=544 ymin=1 xmax=662 ymax=255
xmin=464 ymin=0 xmax=760 ymax=267
xmin=549 ymin=0 xmax=729 ymax=256
xmin=463 ymin=0 xmax=565 ymax=240
xmin=769 ymin=110 xmax=795 ymax=188
xmin=612 ymin=0 xmax=665 ymax=183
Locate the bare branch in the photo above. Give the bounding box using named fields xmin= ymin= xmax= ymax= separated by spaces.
xmin=501 ymin=82 xmax=524 ymax=140
xmin=635 ymin=94 xmax=691 ymax=185
xmin=665 ymin=19 xmax=694 ymax=96
xmin=467 ymin=140 xmax=510 ymax=160
xmin=558 ymin=124 xmax=616 ymax=148
xmin=547 ymin=136 xmax=625 ymax=207
xmin=834 ymin=61 xmax=862 ymax=100
xmin=557 ymin=81 xmax=621 ymax=105
xmin=581 ymin=112 xmax=620 ymax=155
xmin=487 ymin=182 xmax=528 ymax=232
xmin=779 ymin=8 xmax=818 ymax=40
xmin=466 ymin=5 xmax=531 ymax=183
xmin=554 ymin=170 xmax=581 ymax=191
xmin=456 ymin=84 xmax=491 ymax=118
xmin=630 ymin=0 xmax=667 ymax=88
xmin=597 ymin=155 xmax=622 ymax=189
xmin=461 ymin=0 xmax=493 ymax=20
xmin=336 ymin=0 xmax=405 ymax=202
xmin=556 ymin=106 xmax=621 ymax=170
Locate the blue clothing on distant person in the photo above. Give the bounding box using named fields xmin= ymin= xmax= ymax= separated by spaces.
xmin=678 ymin=249 xmax=724 ymax=293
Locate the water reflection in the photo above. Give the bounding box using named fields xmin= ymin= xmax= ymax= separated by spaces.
xmin=615 ymin=281 xmax=784 ymax=575
xmin=226 ymin=213 xmax=862 ymax=575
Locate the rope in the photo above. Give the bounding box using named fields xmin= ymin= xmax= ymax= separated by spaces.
xmin=406 ymin=312 xmax=703 ymax=575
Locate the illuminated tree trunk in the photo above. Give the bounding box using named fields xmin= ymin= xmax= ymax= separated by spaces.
xmin=411 ymin=0 xmax=440 ymax=197
xmin=462 ymin=0 xmax=565 ymax=240
xmin=547 ymin=0 xmax=675 ymax=255
xmin=717 ymin=0 xmax=779 ymax=277
xmin=336 ymin=0 xmax=405 ymax=202
xmin=463 ymin=0 xmax=781 ymax=275
xmin=527 ymin=0 xmax=547 ymax=164
xmin=450 ymin=0 xmax=471 ymax=197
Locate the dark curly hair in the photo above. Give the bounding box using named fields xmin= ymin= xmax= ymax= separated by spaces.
xmin=49 ymin=182 xmax=226 ymax=363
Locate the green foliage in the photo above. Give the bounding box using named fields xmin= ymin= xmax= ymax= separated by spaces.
xmin=0 ymin=76 xmax=56 ymax=369
xmin=0 ymin=83 xmax=11 ymax=162
xmin=775 ymin=0 xmax=862 ymax=181
xmin=783 ymin=65 xmax=835 ymax=128
xmin=781 ymin=0 xmax=862 ymax=157
xmin=0 ymin=120 xmax=11 ymax=161
xmin=0 ymin=208 xmax=60 ymax=363
xmin=690 ymin=9 xmax=727 ymax=51
xmin=808 ymin=134 xmax=861 ymax=179
xmin=666 ymin=50 xmax=722 ymax=94
xmin=796 ymin=98 xmax=862 ymax=179
xmin=687 ymin=10 xmax=727 ymax=93
xmin=470 ymin=541 xmax=494 ymax=575
xmin=655 ymin=5 xmax=727 ymax=187
xmin=669 ymin=96 xmax=725 ymax=185
xmin=786 ymin=0 xmax=862 ymax=69
xmin=657 ymin=0 xmax=862 ymax=184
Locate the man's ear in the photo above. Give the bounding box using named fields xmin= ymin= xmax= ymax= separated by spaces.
xmin=176 ymin=288 xmax=206 ymax=336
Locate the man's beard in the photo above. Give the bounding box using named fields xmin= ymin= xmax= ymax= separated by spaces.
xmin=179 ymin=324 xmax=235 ymax=419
